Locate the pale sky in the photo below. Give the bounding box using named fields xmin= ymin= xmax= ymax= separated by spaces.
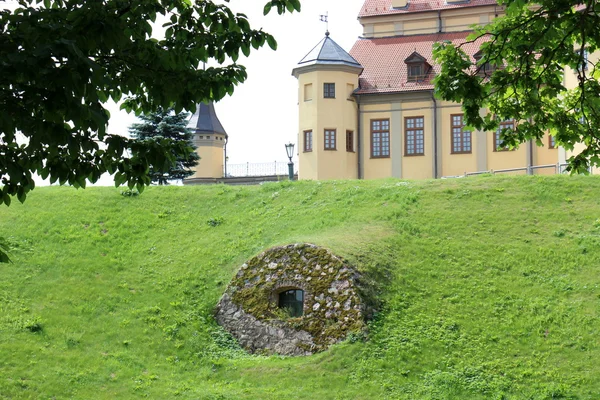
xmin=107 ymin=0 xmax=366 ymax=165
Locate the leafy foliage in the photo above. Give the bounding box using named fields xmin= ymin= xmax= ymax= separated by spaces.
xmin=129 ymin=107 xmax=199 ymax=184
xmin=434 ymin=1 xmax=600 ymax=173
xmin=0 ymin=0 xmax=301 ymax=205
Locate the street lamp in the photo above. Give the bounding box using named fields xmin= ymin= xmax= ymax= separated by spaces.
xmin=285 ymin=142 xmax=295 ymax=181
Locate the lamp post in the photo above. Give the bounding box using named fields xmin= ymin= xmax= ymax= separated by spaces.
xmin=285 ymin=142 xmax=295 ymax=181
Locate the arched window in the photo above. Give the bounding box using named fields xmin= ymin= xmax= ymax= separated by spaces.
xmin=278 ymin=289 xmax=304 ymax=317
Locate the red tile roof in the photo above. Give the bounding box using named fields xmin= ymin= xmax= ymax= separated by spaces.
xmin=350 ymin=31 xmax=487 ymax=94
xmin=359 ymin=0 xmax=499 ymax=18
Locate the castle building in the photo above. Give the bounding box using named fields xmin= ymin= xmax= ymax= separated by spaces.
xmin=187 ymin=102 xmax=227 ymax=179
xmin=293 ymin=0 xmax=587 ymax=180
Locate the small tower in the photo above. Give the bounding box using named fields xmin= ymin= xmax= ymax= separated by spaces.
xmin=187 ymin=102 xmax=228 ymax=179
xmin=292 ymin=32 xmax=363 ymax=180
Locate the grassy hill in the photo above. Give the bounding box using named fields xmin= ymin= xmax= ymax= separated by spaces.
xmin=1 ymin=176 xmax=600 ymax=399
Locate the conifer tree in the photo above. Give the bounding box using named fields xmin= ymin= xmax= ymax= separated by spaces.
xmin=129 ymin=108 xmax=200 ymax=185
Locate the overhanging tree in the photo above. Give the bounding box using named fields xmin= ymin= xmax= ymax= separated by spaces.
xmin=0 ymin=0 xmax=301 ymax=206
xmin=129 ymin=107 xmax=199 ymax=185
xmin=434 ymin=0 xmax=600 ymax=173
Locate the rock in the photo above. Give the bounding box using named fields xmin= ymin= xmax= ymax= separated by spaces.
xmin=343 ymin=300 xmax=352 ymax=311
xmin=215 ymin=243 xmax=365 ymax=357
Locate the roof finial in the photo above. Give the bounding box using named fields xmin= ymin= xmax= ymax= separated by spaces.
xmin=320 ymin=11 xmax=329 ymax=37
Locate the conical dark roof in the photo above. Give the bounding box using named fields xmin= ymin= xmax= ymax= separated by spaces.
xmin=188 ymin=102 xmax=227 ymax=137
xmin=297 ymin=32 xmax=362 ymax=68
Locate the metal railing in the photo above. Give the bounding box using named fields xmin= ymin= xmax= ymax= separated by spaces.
xmin=441 ymin=163 xmax=584 ymax=179
xmin=226 ymin=161 xmax=298 ymax=178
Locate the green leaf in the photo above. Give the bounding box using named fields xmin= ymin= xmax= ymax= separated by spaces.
xmin=266 ymin=35 xmax=277 ymax=51
xmin=263 ymin=2 xmax=272 ymax=15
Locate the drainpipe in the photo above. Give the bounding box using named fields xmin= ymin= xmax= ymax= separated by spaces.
xmin=356 ymin=96 xmax=362 ymax=179
xmin=431 ymin=92 xmax=439 ymax=179
xmin=527 ymin=118 xmax=533 ymax=175
xmin=438 ymin=10 xmax=442 ymax=33
xmin=224 ymin=136 xmax=228 ymax=178
xmin=528 ymin=140 xmax=534 ymax=175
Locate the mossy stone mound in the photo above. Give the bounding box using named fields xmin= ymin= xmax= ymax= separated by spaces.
xmin=215 ymin=243 xmax=365 ymax=355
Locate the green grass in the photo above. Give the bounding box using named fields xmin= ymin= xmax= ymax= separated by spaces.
xmin=1 ymin=175 xmax=600 ymax=399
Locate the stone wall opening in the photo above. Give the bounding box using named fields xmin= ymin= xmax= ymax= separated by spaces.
xmin=278 ymin=289 xmax=304 ymax=317
xmin=215 ymin=243 xmax=366 ymax=356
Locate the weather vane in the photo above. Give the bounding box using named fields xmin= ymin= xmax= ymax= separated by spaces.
xmin=320 ymin=11 xmax=329 ymax=35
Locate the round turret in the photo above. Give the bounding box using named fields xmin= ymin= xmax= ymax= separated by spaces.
xmin=292 ymin=33 xmax=363 ymax=180
xmin=187 ymin=102 xmax=227 ymax=179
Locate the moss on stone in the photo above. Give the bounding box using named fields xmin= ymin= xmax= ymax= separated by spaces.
xmin=223 ymin=243 xmax=366 ymax=352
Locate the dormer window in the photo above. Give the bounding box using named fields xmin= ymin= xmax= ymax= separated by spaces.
xmin=405 ymin=52 xmax=430 ymax=82
xmin=409 ymin=64 xmax=423 ymax=79
xmin=474 ymin=50 xmax=495 ymax=77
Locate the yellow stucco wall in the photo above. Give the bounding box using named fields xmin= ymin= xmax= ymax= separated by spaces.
xmin=532 ymin=133 xmax=559 ymax=175
xmin=403 ymin=19 xmax=437 ymax=36
xmin=444 ymin=15 xmax=481 ymax=32
xmin=402 ymin=101 xmax=435 ymax=179
xmin=297 ymin=69 xmax=359 ymax=180
xmin=372 ymin=23 xmax=395 ymax=37
xmin=360 ymin=5 xmax=502 ymax=38
xmin=192 ymin=136 xmax=225 ymax=179
xmin=362 ymin=103 xmax=393 ymax=180
xmin=487 ymin=136 xmax=528 ymax=172
xmin=440 ymin=105 xmax=478 ymax=176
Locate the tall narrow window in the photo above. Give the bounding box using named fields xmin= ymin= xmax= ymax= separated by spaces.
xmin=549 ymin=135 xmax=557 ymax=149
xmin=494 ymin=120 xmax=514 ymax=152
xmin=405 ymin=117 xmax=425 ymax=156
xmin=451 ymin=114 xmax=472 ymax=154
xmin=324 ymin=129 xmax=336 ymax=150
xmin=278 ymin=289 xmax=304 ymax=317
xmin=371 ymin=119 xmax=390 ymax=158
xmin=408 ymin=64 xmax=423 ymax=81
xmin=324 ymin=83 xmax=335 ymax=98
xmin=346 ymin=130 xmax=354 ymax=152
xmin=303 ymin=130 xmax=313 ymax=152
